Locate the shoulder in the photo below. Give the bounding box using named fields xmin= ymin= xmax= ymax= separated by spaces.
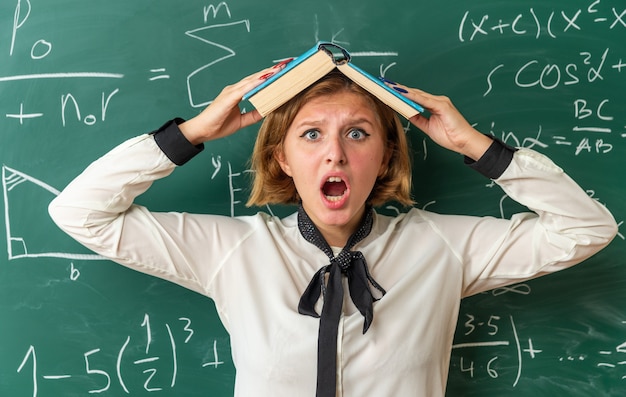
xmin=372 ymin=207 xmax=447 ymax=226
xmin=370 ymin=207 xmax=434 ymax=236
xmin=229 ymin=210 xmax=299 ymax=235
xmin=222 ymin=210 xmax=296 ymax=228
xmin=370 ymin=207 xmax=486 ymax=240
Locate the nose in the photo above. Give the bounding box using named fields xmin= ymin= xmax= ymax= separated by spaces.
xmin=325 ymin=133 xmax=347 ymax=165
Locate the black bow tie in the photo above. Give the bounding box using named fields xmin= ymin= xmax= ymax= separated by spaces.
xmin=297 ymin=205 xmax=386 ymax=397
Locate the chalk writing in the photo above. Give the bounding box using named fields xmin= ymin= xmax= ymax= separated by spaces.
xmin=483 ymin=48 xmax=619 ymax=95
xmin=560 ymin=321 xmax=626 ymax=380
xmin=453 ymin=315 xmax=626 ymax=387
xmin=69 ymin=262 xmax=80 ymax=280
xmin=185 ymin=3 xmax=251 ymax=108
xmin=148 ymin=68 xmax=170 ymax=81
xmin=15 ymin=315 xmax=226 ymax=396
xmin=452 ymin=315 xmax=535 ymax=386
xmin=11 ymin=0 xmax=45 ymax=58
xmin=1 ymin=2 xmax=625 ymax=397
xmin=2 ymin=165 xmax=103 ymax=260
xmin=595 ymin=321 xmax=626 ymax=380
xmin=491 ymin=283 xmax=531 ymax=297
xmin=459 ymin=4 xmax=626 ymax=42
xmin=468 ymin=53 xmax=626 ymax=156
xmin=61 ymin=89 xmax=119 ymax=126
xmin=227 ymin=162 xmax=248 ymax=217
xmin=3 ymin=1 xmax=124 ymax=126
xmin=6 ymin=103 xmax=43 ymax=124
xmin=461 ymin=3 xmax=625 ymax=162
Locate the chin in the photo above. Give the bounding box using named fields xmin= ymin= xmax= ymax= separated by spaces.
xmin=318 ymin=204 xmax=362 ymax=226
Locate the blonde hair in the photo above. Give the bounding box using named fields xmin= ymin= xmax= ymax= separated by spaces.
xmin=247 ymin=70 xmax=413 ymax=207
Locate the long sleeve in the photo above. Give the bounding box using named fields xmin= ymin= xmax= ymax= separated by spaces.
xmin=47 ymin=131 xmax=258 ymax=298
xmin=426 ymin=147 xmax=619 ymax=297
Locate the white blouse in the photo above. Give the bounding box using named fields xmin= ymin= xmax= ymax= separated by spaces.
xmin=49 ymin=133 xmax=617 ymax=397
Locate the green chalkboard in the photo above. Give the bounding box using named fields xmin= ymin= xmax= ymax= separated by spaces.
xmin=1 ymin=0 xmax=625 ymax=396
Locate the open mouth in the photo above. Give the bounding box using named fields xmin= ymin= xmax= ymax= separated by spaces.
xmin=322 ymin=176 xmax=347 ymax=202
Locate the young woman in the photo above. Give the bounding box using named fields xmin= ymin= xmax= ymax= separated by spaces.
xmin=49 ymin=66 xmax=617 ymax=397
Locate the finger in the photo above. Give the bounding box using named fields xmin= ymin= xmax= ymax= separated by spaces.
xmin=239 ymin=109 xmax=263 ymax=128
xmin=395 ymin=85 xmax=443 ymax=113
xmin=230 ymin=60 xmax=293 ymax=95
xmin=219 ymin=68 xmax=274 ymax=99
xmin=409 ymin=113 xmax=428 ymax=131
xmin=380 ymin=80 xmax=441 ymax=113
xmin=210 ymin=67 xmax=283 ymax=114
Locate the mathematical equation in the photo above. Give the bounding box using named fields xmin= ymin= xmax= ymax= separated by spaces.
xmin=15 ymin=314 xmax=227 ymax=396
xmin=481 ymin=46 xmax=625 ymax=157
xmin=451 ymin=314 xmax=537 ymax=386
xmin=473 ymin=117 xmax=620 ymax=158
xmin=458 ymin=2 xmax=626 ymax=42
xmin=2 ymin=1 xmax=250 ymax=126
xmin=451 ymin=314 xmax=626 ymax=386
xmin=483 ymin=47 xmax=625 ymax=94
xmin=456 ymin=0 xmax=626 ymax=161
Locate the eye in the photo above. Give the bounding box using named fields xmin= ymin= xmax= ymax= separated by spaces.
xmin=301 ymin=129 xmax=320 ymax=141
xmin=347 ymin=128 xmax=369 ymax=140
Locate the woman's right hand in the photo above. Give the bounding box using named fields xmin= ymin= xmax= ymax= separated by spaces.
xmin=179 ymin=64 xmax=286 ymax=145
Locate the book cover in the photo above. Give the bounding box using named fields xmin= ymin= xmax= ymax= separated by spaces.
xmin=244 ymin=41 xmax=424 ymax=119
xmin=339 ymin=62 xmax=425 ymax=115
xmin=242 ymin=42 xmax=326 ymax=101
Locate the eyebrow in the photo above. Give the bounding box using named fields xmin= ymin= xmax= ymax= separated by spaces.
xmin=292 ymin=117 xmax=377 ymax=129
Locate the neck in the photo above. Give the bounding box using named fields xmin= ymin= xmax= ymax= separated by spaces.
xmin=301 ymin=205 xmax=369 ymax=248
xmin=317 ymin=226 xmax=352 ymax=248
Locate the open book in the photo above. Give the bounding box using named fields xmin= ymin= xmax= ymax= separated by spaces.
xmin=243 ymin=42 xmax=424 ymax=119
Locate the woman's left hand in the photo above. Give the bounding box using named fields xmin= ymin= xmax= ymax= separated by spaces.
xmin=385 ymin=83 xmax=493 ymax=161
